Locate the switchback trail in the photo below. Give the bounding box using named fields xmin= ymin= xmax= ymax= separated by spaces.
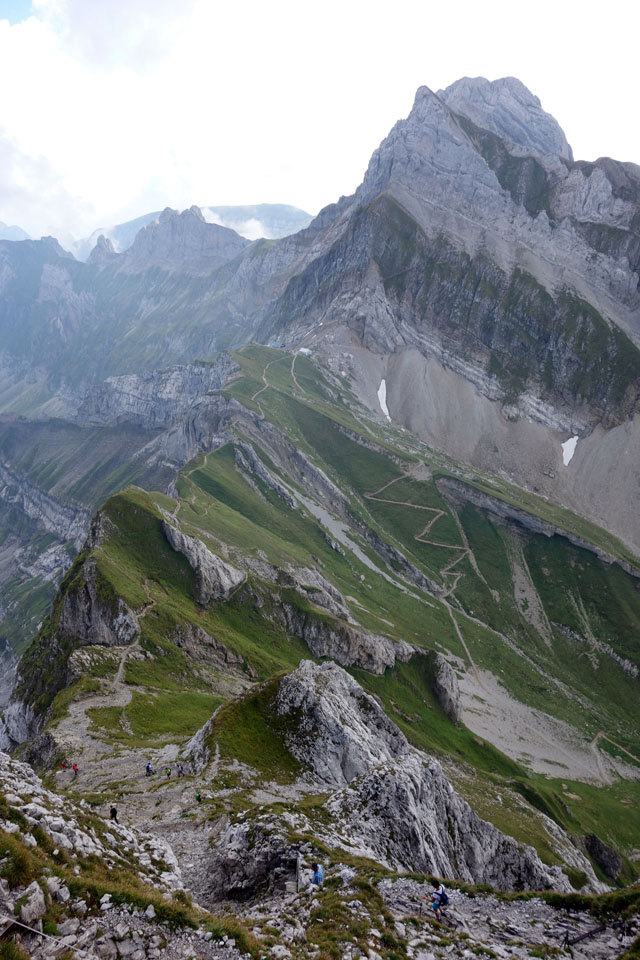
xmin=364 ymin=474 xmax=486 ymax=686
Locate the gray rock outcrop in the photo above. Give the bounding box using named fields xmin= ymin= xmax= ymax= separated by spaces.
xmin=162 ymin=521 xmax=245 ymax=603
xmin=87 ymin=233 xmax=117 ymax=264
xmin=170 ymin=623 xmax=246 ymax=674
xmin=439 ymin=76 xmax=573 ymax=159
xmin=427 ymin=651 xmax=461 ymax=722
xmin=584 ymin=833 xmax=623 ymax=882
xmin=0 ymin=462 xmax=89 ymax=548
xmin=20 ymin=879 xmax=46 ymax=926
xmin=76 ymin=354 xmax=238 ymax=429
xmin=58 ymin=560 xmax=138 ymax=646
xmin=326 ymin=752 xmax=572 ymax=890
xmin=121 ymin=206 xmax=249 ymax=275
xmin=274 ymin=605 xmax=412 ymax=676
xmin=0 ymin=701 xmax=38 ymax=751
xmin=273 ymin=661 xmax=601 ymax=891
xmin=204 ymin=818 xmax=301 ymax=901
xmin=275 ymin=660 xmax=408 ymax=787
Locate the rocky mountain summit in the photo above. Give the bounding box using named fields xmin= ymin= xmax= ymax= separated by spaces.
xmin=438 ymin=76 xmax=574 ymax=159
xmin=118 ymin=206 xmax=249 ymax=275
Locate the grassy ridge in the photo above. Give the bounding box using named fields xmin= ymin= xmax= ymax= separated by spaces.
xmin=13 ymin=344 xmax=640 ymax=881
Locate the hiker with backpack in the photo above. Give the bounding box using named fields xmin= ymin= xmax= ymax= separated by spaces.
xmin=425 ymin=879 xmax=448 ymax=920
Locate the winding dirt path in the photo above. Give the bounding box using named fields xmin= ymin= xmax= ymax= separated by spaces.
xmin=590 ymin=731 xmax=640 ymax=782
xmin=290 ymin=352 xmax=304 ymax=394
xmin=250 ymin=358 xmax=279 ymax=417
xmin=365 ymin=475 xmax=487 ymax=596
xmin=364 ymin=474 xmax=486 ymax=685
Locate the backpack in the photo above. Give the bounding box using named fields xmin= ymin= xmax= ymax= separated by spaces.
xmin=441 ymin=890 xmax=449 ymax=906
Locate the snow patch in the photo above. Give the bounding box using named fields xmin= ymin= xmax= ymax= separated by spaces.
xmin=561 ymin=436 xmax=578 ymax=466
xmin=377 ymin=379 xmax=391 ymax=421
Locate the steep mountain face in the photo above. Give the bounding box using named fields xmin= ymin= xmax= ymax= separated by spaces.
xmin=119 ymin=206 xmax=250 ymax=275
xmin=0 ymin=352 xmax=239 ymax=698
xmin=4 ymin=79 xmax=637 ymax=557
xmin=439 ymin=76 xmax=574 ymax=159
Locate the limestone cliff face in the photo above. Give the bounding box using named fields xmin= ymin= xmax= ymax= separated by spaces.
xmin=197 ymin=661 xmax=603 ymax=895
xmin=57 ymin=560 xmax=138 ymax=647
xmin=87 ymin=234 xmax=117 ymax=264
xmin=4 ymin=550 xmax=139 ymax=742
xmin=325 ymin=751 xmax=569 ymax=889
xmin=76 ymin=355 xmax=239 ymax=429
xmin=273 ymin=603 xmax=412 ymax=676
xmin=162 ymin=521 xmax=245 ymax=603
xmin=439 ymin=76 xmax=574 ymax=159
xmin=273 ymin=661 xmax=602 ymax=891
xmin=0 ymin=462 xmax=89 ymax=548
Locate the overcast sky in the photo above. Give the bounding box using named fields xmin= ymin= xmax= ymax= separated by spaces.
xmin=1 ymin=0 xmax=638 ymax=241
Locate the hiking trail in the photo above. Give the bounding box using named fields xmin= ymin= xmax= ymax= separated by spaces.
xmin=364 ymin=474 xmax=487 ymax=686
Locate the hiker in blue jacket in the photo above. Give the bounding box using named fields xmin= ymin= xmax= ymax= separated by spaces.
xmin=311 ymin=862 xmax=324 ymax=886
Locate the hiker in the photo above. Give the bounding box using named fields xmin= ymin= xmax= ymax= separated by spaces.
xmin=72 ymin=763 xmax=78 ymax=777
xmin=145 ymin=762 xmax=152 ymax=777
xmin=195 ymin=791 xmax=201 ymax=803
xmin=166 ymin=767 xmax=171 ymax=778
xmin=311 ymin=862 xmax=324 ymax=886
xmin=61 ymin=761 xmax=67 ymax=770
xmin=426 ymin=879 xmax=448 ymax=920
xmin=109 ymin=805 xmax=118 ymax=824
xmin=177 ymin=763 xmax=184 ymax=777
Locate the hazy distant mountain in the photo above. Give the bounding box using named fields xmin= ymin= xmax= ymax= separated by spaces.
xmin=73 ymin=202 xmax=312 ymax=260
xmin=0 ymin=220 xmax=30 ymax=242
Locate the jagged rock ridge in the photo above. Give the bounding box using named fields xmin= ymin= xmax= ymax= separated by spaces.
xmin=198 ymin=661 xmax=603 ymax=894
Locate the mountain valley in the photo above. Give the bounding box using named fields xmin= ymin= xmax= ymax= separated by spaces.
xmin=0 ymin=76 xmax=639 ymax=960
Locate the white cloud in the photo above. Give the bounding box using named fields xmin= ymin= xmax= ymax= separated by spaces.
xmin=0 ymin=123 xmax=94 ymax=238
xmin=0 ymin=0 xmax=638 ymax=240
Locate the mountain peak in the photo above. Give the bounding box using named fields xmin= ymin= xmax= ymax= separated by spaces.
xmin=123 ymin=204 xmax=249 ymax=275
xmin=87 ymin=234 xmax=117 ymax=265
xmin=439 ymin=75 xmax=573 ymax=160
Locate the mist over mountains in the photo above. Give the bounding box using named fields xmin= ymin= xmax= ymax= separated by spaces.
xmin=0 ymin=203 xmax=313 ymax=260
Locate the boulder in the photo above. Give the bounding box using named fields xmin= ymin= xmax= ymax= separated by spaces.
xmin=20 ymin=880 xmax=46 ymax=926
